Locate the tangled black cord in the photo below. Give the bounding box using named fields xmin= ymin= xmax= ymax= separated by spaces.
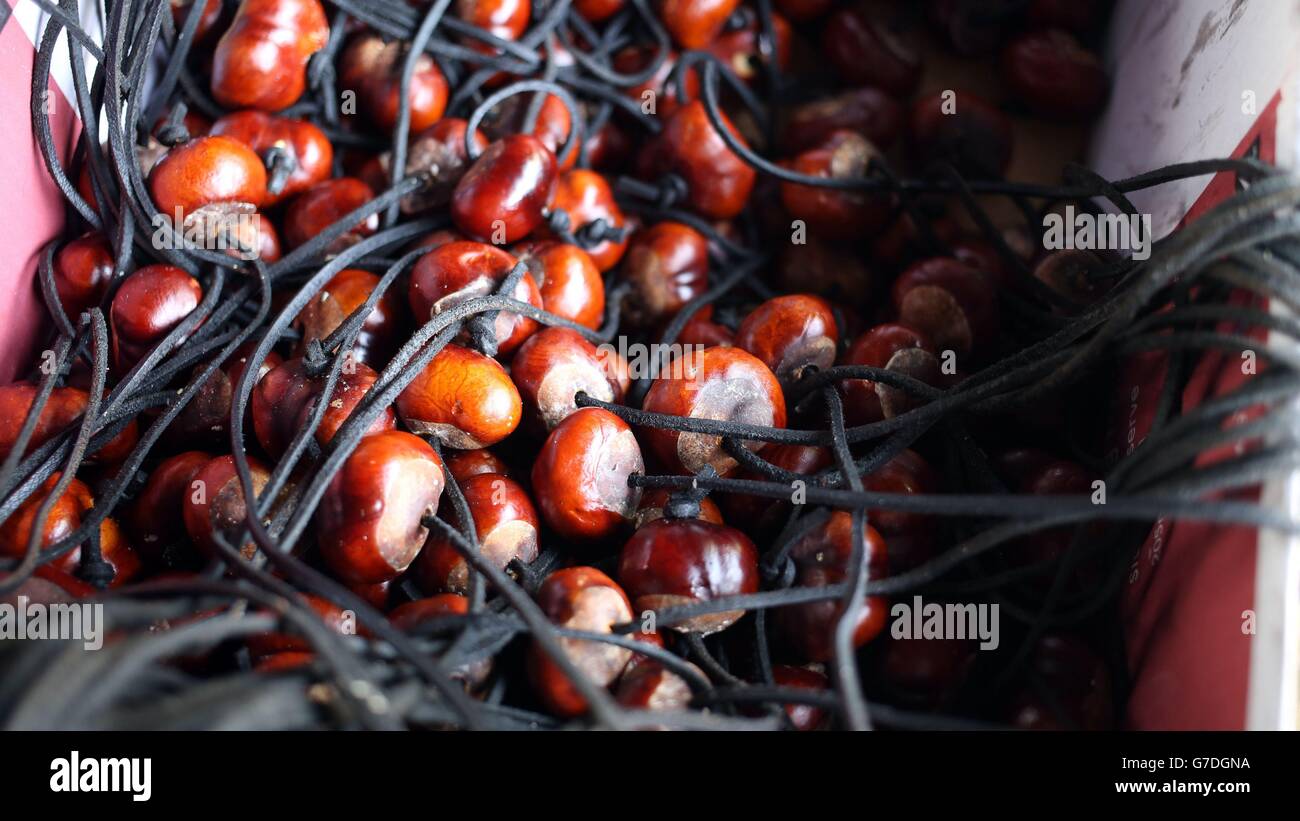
xmin=2 ymin=0 xmax=1298 ymax=731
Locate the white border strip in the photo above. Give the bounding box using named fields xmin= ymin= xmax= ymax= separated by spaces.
xmin=1246 ymin=71 xmax=1300 ymax=732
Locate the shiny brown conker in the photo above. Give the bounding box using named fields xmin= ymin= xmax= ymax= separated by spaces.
xmin=415 ymin=472 xmax=538 ymax=594
xmin=316 ymin=430 xmax=447 ymax=585
xmin=396 ymin=343 xmax=523 ymax=448
xmin=641 ymin=346 xmax=786 ymax=476
xmin=619 ymin=516 xmax=760 ymax=634
xmin=531 ymin=407 xmax=644 ymax=542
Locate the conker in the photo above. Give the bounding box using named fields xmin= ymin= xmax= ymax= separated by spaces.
xmin=254 ymin=651 xmax=316 ymax=672
xmin=546 ymin=169 xmax=628 ymax=271
xmin=511 ymin=327 xmax=629 ymax=432
xmin=891 ymin=257 xmax=999 ymax=361
xmin=775 ymin=511 xmax=889 ymax=663
xmin=527 ymin=566 xmax=634 ymax=717
xmin=1001 ymin=29 xmax=1109 ymax=121
xmin=1032 ymin=248 xmax=1111 ymax=310
xmin=128 ymin=450 xmax=212 ymax=566
xmin=246 ymin=595 xmax=356 ymax=659
xmin=451 ymin=134 xmax=557 ymax=244
xmin=641 ymin=346 xmax=786 ymax=476
xmin=633 ymin=488 xmax=723 ymax=529
xmin=167 ymin=341 xmax=282 ymax=450
xmin=211 ymin=0 xmax=330 ymax=112
xmin=0 ymin=473 xmax=92 ymax=562
xmin=457 ymin=0 xmax=530 ymax=42
xmin=181 ymin=454 xmax=273 ymax=560
xmin=734 ymin=294 xmax=839 ymax=390
xmin=110 ymin=264 xmax=203 ymax=373
xmin=776 ymin=235 xmax=874 ymax=305
xmin=481 ymin=93 xmax=575 ymax=172
xmin=583 ymin=117 xmax=633 ymax=172
xmin=415 ymin=472 xmax=538 ymax=594
xmin=772 ymin=664 xmax=829 ymax=730
xmin=708 ymin=9 xmax=792 ymax=85
xmin=444 ymin=448 xmax=512 ymax=484
xmin=838 ymin=323 xmax=942 ymax=425
xmin=513 ymin=240 xmax=605 ymax=329
xmin=781 ymin=131 xmax=891 ymax=240
xmin=390 ymin=593 xmax=491 ymax=686
xmin=148 ymin=135 xmax=268 ymax=219
xmin=531 ymin=407 xmax=643 ymax=542
xmin=616 ymin=659 xmax=702 ymax=712
xmin=0 ymin=474 xmax=140 ymax=586
xmin=721 ymin=443 xmax=829 ymax=533
xmin=822 ymin=4 xmax=923 ymax=97
xmin=389 ymin=593 xmax=469 ymax=628
xmin=658 ymin=0 xmax=739 ymax=49
xmin=676 ymin=304 xmax=734 ymax=348
xmin=926 ymin=0 xmax=1019 ymax=55
xmin=407 ymin=241 xmax=542 ymax=356
xmin=783 ymin=87 xmax=903 ymax=154
xmin=284 ymin=177 xmax=380 ymax=252
xmin=621 ymin=628 xmax=668 ymax=675
xmin=639 ymin=100 xmax=756 ymax=220
xmin=51 ymin=232 xmax=114 ymax=321
xmin=613 ymin=45 xmax=698 ymax=121
xmin=670 ymin=305 xmax=733 ymax=350
xmin=349 ymin=579 xmax=394 ymax=612
xmin=618 ymin=221 xmax=709 ymax=328
xmin=251 ymin=357 xmax=396 ymax=458
xmin=394 ymin=119 xmax=488 ymax=212
xmin=619 ymin=516 xmax=759 ymax=634
xmin=574 ymin=0 xmax=622 ymax=22
xmin=339 ymin=33 xmax=450 ymax=133
xmin=210 ymin=111 xmax=333 ymax=205
xmin=908 ymin=90 xmax=1014 ymax=179
xmin=409 ymin=227 xmax=471 ymax=252
xmin=0 ymin=384 xmax=138 ymax=465
xmin=316 ymin=430 xmax=446 ymax=584
xmin=995 ymin=450 xmax=1095 ymax=568
xmin=396 ymin=343 xmax=522 ymax=448
xmin=293 ymin=268 xmax=407 ymax=368
xmin=863 ymin=449 xmax=938 ymax=572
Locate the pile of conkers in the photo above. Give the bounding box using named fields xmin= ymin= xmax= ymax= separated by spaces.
xmin=3 ymin=0 xmax=1126 ymax=730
